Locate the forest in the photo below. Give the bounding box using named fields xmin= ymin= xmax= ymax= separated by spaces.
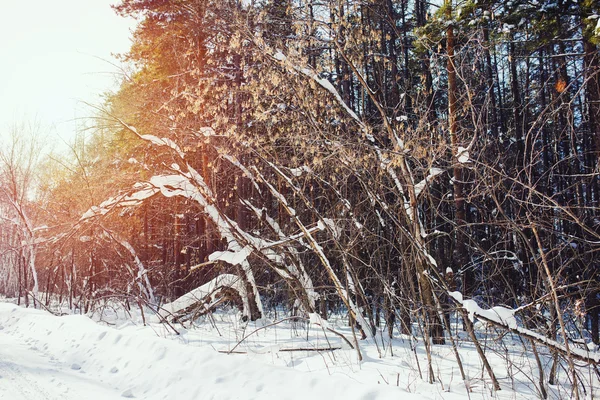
xmin=1 ymin=0 xmax=600 ymax=397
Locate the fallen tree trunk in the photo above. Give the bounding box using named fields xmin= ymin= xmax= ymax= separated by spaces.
xmin=159 ymin=274 xmax=247 ymax=322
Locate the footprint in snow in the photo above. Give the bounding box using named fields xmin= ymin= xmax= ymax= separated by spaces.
xmin=71 ymin=363 xmax=82 ymax=371
xmin=121 ymin=388 xmax=135 ymax=398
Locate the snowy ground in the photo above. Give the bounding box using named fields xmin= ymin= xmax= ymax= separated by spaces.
xmin=0 ymin=302 xmax=597 ymax=399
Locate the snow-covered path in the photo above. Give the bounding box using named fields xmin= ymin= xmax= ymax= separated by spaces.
xmin=0 ymin=328 xmax=120 ymax=399
xmin=0 ymin=303 xmax=426 ymax=400
xmin=6 ymin=301 xmax=593 ymax=400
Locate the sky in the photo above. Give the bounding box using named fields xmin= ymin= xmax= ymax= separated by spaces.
xmin=0 ymin=0 xmax=136 ymax=152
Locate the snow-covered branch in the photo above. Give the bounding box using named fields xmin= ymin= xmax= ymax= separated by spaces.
xmin=449 ymin=291 xmax=600 ymax=364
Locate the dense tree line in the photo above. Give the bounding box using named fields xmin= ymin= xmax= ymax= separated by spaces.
xmin=1 ymin=0 xmax=600 ymax=396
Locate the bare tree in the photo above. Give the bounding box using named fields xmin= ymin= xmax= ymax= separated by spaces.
xmin=0 ymin=121 xmax=47 ymax=307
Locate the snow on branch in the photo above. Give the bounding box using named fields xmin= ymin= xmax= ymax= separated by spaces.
xmin=241 ymin=199 xmax=318 ymax=306
xmin=158 ymin=274 xmax=247 ymax=319
xmin=79 ymin=184 xmax=159 ymax=221
xmin=139 ymin=134 xmax=185 ymax=159
xmin=449 ymin=291 xmax=600 ymax=364
xmin=105 ymin=229 xmax=156 ymax=306
xmin=414 ymin=167 xmax=445 ymax=198
xmin=113 ymin=116 xmax=185 ymax=158
xmin=209 ymin=246 xmax=254 ymax=266
xmin=253 ymin=162 xmax=373 ymax=337
xmin=456 ymin=146 xmax=470 ymax=164
xmin=271 ymin=51 xmax=369 ymax=138
xmin=266 ymin=46 xmax=437 ymax=237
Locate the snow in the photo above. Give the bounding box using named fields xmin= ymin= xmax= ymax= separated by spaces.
xmin=461 ymin=299 xmax=518 ymax=330
xmin=501 ymin=24 xmax=515 ymax=34
xmin=255 ymin=163 xmax=372 ymax=334
xmin=449 ymin=291 xmax=517 ymax=328
xmin=449 ymin=292 xmax=600 ymax=364
xmin=414 ymin=167 xmax=444 ymax=198
xmin=425 ymin=253 xmax=438 ymax=267
xmin=288 ymin=165 xmax=311 ymax=177
xmin=317 ymin=217 xmax=342 ymax=239
xmin=138 ymin=134 xmax=185 ymax=158
xmin=81 ymin=155 xmax=332 ymax=320
xmin=271 ymin=50 xmax=367 ymax=134
xmin=79 ymin=186 xmax=160 ymax=221
xmin=159 ymin=274 xmax=246 ymax=318
xmin=198 ymin=126 xmax=216 ymax=137
xmin=1 ymin=301 xmax=598 ymax=399
xmin=208 ymin=245 xmax=254 ymax=266
xmin=0 ymin=329 xmax=118 ymax=400
xmin=375 ymin=210 xmax=386 ymax=227
xmin=0 ymin=303 xmax=423 ymax=400
xmin=456 ymin=146 xmax=469 ymax=164
xmin=111 ymin=233 xmax=155 ymax=306
xmin=308 ymin=312 xmax=330 ymax=329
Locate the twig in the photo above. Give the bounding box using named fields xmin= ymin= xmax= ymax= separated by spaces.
xmin=279 ymin=347 xmax=341 ymax=352
xmin=228 ymin=317 xmax=299 ymax=354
